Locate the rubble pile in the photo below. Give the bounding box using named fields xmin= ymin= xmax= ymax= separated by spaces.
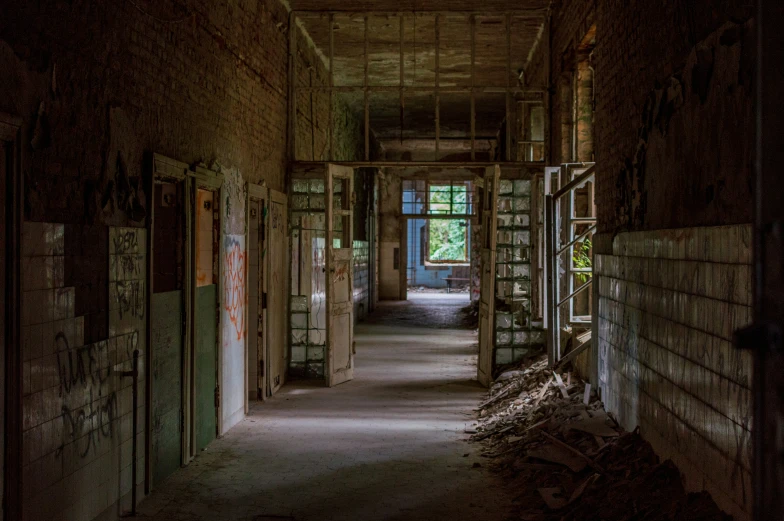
xmin=469 ymin=355 xmax=732 ymax=521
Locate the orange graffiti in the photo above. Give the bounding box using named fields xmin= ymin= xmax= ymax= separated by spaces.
xmin=223 ymin=238 xmax=246 ymax=341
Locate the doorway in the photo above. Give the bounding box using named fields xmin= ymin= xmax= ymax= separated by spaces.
xmin=149 ymin=156 xmax=188 ymax=486
xmin=246 ymin=185 xmax=289 ymax=401
xmin=193 ymin=185 xmax=219 ymax=452
xmin=148 ymin=156 xmax=223 ymax=488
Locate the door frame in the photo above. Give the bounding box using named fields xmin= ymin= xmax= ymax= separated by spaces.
xmin=190 ymin=166 xmax=223 ymax=445
xmin=1 ymin=112 xmax=22 ymax=521
xmin=147 ymin=153 xmax=191 ymax=486
xmin=247 ymin=183 xmax=268 ymax=404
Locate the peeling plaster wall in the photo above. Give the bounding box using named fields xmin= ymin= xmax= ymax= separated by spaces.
xmin=525 ymin=2 xmax=755 ymax=518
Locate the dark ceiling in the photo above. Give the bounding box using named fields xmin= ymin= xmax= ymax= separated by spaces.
xmin=296 ymin=11 xmax=547 ymax=145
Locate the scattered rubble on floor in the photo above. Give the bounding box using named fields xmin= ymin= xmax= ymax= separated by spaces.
xmin=469 ymin=355 xmax=732 ymax=521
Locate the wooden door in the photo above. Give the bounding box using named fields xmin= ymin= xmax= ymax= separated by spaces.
xmin=267 ymin=189 xmax=288 ymax=395
xmin=326 ymin=164 xmax=355 ymax=387
xmin=247 ymin=187 xmax=267 ymax=402
xmin=194 ymin=187 xmax=218 ymax=451
xmin=477 ymin=165 xmax=500 ymax=386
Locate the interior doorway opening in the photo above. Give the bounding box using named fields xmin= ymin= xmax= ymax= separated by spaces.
xmin=405 ymin=218 xmax=471 ymax=298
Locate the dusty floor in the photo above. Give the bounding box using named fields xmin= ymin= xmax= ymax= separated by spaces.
xmin=133 ymin=300 xmax=511 ymax=521
xmin=363 ymin=293 xmax=472 ymax=330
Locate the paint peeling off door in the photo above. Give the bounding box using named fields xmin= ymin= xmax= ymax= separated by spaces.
xmin=478 ymin=165 xmax=500 ymax=387
xmin=326 ymin=164 xmax=355 ymax=387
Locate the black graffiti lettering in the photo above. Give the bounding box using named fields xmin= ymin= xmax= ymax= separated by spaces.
xmin=59 ymin=388 xmax=117 ymax=458
xmin=115 ymin=280 xmax=145 ymax=319
xmin=113 ymin=230 xmax=139 ymax=255
xmin=56 ymin=336 xmax=111 ymax=398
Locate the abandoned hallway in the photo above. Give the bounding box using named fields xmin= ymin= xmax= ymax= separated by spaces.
xmin=1 ymin=0 xmax=783 ymax=520
xmin=133 ymin=303 xmax=510 ymax=521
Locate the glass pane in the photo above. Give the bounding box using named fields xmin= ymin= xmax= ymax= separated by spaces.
xmin=310 ymin=179 xmax=325 ymax=193
xmin=293 ymin=179 xmax=309 ymax=193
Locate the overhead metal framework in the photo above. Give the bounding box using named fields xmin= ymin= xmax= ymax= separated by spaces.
xmin=289 ymin=10 xmax=548 ymax=166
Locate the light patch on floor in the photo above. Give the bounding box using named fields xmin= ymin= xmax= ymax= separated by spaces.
xmin=133 ymin=322 xmax=511 ymax=521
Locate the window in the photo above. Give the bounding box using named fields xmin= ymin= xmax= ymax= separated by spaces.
xmin=402 ymin=180 xmax=473 ymax=215
xmin=428 ymin=184 xmax=468 ymax=215
xmin=427 ymin=219 xmax=469 ymax=263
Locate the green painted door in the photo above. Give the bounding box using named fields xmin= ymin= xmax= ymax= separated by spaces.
xmin=151 ymin=291 xmax=183 ymax=484
xmin=195 ymin=284 xmax=217 ymax=451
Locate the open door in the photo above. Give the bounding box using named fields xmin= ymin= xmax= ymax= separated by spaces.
xmin=477 ymin=165 xmax=500 ymax=386
xmin=326 ymin=164 xmax=355 ymax=387
xmin=267 ymin=189 xmax=288 ymax=395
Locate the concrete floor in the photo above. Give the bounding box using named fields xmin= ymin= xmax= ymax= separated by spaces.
xmin=133 ymin=301 xmax=511 ymax=521
xmin=363 ymin=293 xmax=472 ymax=330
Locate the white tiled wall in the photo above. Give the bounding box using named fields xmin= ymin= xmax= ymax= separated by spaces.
xmin=596 ymin=224 xmax=752 ymax=520
xmin=22 ymin=223 xmax=146 ymax=521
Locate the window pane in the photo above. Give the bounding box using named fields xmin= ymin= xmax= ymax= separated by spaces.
xmin=427 ymin=219 xmax=468 ymax=262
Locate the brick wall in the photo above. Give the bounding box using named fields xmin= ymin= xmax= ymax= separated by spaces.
xmin=525 ymin=2 xmax=756 ymax=518
xmin=294 ymin=21 xmax=374 ymax=163
xmin=596 ymin=225 xmax=753 ymax=519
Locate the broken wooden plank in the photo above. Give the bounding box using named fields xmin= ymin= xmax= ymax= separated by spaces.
xmin=540 ymin=430 xmax=604 ymax=473
xmin=533 ymin=377 xmax=553 ymax=407
xmin=583 ymin=383 xmax=591 ymax=405
xmin=553 ymin=371 xmax=570 ymax=399
xmin=477 ymin=385 xmax=513 ymax=409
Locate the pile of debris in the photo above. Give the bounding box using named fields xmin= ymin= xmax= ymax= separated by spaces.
xmin=469 ymin=355 xmax=732 ymax=521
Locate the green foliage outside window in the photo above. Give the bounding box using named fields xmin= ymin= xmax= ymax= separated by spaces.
xmin=426 ymin=184 xmax=469 ymax=262
xmin=573 ymin=239 xmax=593 ymax=283
xmin=428 ymin=219 xmax=468 ymax=262
xmin=428 ymin=184 xmax=468 ymax=215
